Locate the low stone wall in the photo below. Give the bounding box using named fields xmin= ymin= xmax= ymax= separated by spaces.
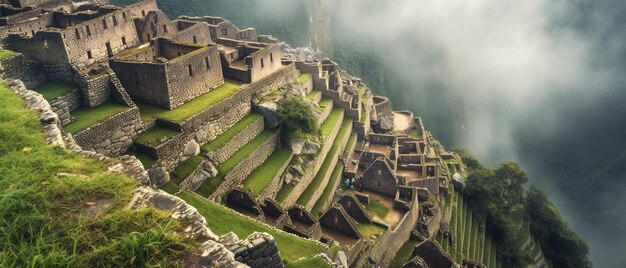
xmin=227 ymin=232 xmax=284 ymax=268
xmin=74 ymin=71 xmax=111 ymax=108
xmin=304 ymin=121 xmax=353 ymax=211
xmin=209 ymin=115 xmax=265 ymax=163
xmin=368 ymin=190 xmax=420 ymax=267
xmin=211 ymin=131 xmax=280 ymax=201
xmin=257 ymin=152 xmax=294 ymax=201
xmin=49 ymin=88 xmax=81 ymax=125
xmin=73 ymin=107 xmax=142 ymax=157
xmin=176 ymin=87 xmax=252 ymax=132
xmin=280 ymin=110 xmax=344 ymax=207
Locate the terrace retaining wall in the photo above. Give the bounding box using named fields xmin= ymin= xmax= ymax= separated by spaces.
xmin=0 ymin=53 xmax=44 ymax=87
xmin=280 ymin=110 xmax=344 ymax=207
xmin=73 ymin=107 xmax=142 ymax=157
xmin=207 ymin=115 xmax=264 ymax=163
xmin=368 ymin=190 xmax=419 ymax=267
xmin=304 ymin=120 xmax=353 ymax=211
xmin=211 ymin=131 xmax=280 ymax=201
xmin=49 ymin=87 xmax=81 ymax=125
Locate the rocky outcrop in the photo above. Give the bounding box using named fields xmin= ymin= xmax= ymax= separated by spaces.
xmin=128 ymin=187 xmax=247 ymax=267
xmin=180 ymin=160 xmax=218 ymax=191
xmin=289 ymin=137 xmax=320 ymax=155
xmin=253 ymin=101 xmax=281 ymax=129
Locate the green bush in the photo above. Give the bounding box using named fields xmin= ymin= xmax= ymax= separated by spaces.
xmin=277 ymin=97 xmax=319 ymax=138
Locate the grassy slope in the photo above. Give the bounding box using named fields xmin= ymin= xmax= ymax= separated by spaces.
xmin=0 ymin=84 xmax=193 ymax=267
xmin=179 ymin=192 xmax=327 ymax=263
xmin=32 ymin=81 xmax=77 ymax=101
xmin=137 ymin=82 xmax=240 ymax=122
xmin=170 ymin=155 xmax=204 ymax=185
xmin=135 ymin=126 xmax=180 ymax=147
xmin=63 ymin=101 xmax=129 ymax=133
xmin=242 ymin=148 xmax=293 ymax=196
xmin=0 ymin=49 xmax=16 ymax=60
xmin=389 ymin=240 xmax=418 ymax=268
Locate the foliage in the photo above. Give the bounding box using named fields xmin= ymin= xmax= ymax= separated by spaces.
xmin=277 ymin=97 xmax=319 ymax=139
xmin=0 ymin=84 xmax=193 ymax=267
xmin=451 ymin=148 xmax=483 ymax=171
xmin=526 ymin=187 xmax=591 ymax=268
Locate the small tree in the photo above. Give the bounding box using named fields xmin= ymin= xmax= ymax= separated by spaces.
xmin=277 ymin=97 xmax=318 ymax=138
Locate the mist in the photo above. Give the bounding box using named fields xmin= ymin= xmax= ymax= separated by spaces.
xmin=329 ymin=0 xmax=626 ymax=267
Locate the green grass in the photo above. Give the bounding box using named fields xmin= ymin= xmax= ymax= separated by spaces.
xmin=408 ymin=128 xmax=422 ymax=139
xmin=320 ymin=108 xmax=342 ymax=136
xmin=306 ymin=90 xmax=321 ymax=101
xmin=179 ymin=192 xmax=327 ymax=262
xmin=389 ymin=240 xmax=418 ymax=268
xmin=298 ymin=73 xmax=312 ymax=84
xmin=200 ymin=113 xmax=262 ymax=153
xmin=134 ymin=152 xmax=156 ymax=169
xmin=355 ymin=221 xmax=387 ymax=240
xmin=242 ymin=148 xmax=293 ymax=196
xmin=366 ymin=198 xmax=389 ymax=219
xmin=296 ymin=118 xmax=350 ymax=206
xmin=0 ymin=83 xmax=193 ymax=267
xmin=170 ymin=156 xmax=204 ymax=185
xmin=32 ymin=81 xmax=77 ymax=101
xmin=0 ymin=49 xmax=17 ymax=60
xmin=161 ymin=182 xmax=180 ymax=195
xmin=196 ymin=130 xmax=274 ymax=197
xmin=343 ymin=133 xmax=357 ymax=158
xmin=285 ymin=256 xmax=332 ymax=268
xmin=135 ymin=126 xmax=180 ymax=147
xmin=63 ymin=101 xmax=129 ymax=133
xmin=311 ymin=164 xmax=343 ymax=216
xmin=137 ymin=82 xmax=240 ymax=123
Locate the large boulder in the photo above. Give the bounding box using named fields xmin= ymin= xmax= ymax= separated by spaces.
xmin=253 ymin=102 xmax=281 ymax=129
xmin=379 ymin=116 xmax=394 ymax=132
xmin=289 ymin=137 xmax=320 ymax=155
xmin=148 ymin=166 xmax=170 ymax=186
xmin=183 ymin=140 xmax=200 ymax=157
xmin=180 ymin=160 xmax=218 ymax=191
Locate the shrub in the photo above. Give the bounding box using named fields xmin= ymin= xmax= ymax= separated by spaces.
xmin=277 ymin=97 xmax=319 ymax=138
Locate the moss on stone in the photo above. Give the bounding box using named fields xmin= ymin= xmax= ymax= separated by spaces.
xmin=63 ymin=101 xmax=129 ymax=133
xmin=298 ymin=73 xmax=312 ymax=84
xmin=32 ymin=81 xmax=77 ymax=101
xmin=0 ymin=49 xmax=16 ymax=60
xmin=137 ymin=81 xmax=240 ymax=123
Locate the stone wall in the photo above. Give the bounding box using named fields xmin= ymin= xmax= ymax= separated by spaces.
xmin=304 ymin=120 xmax=352 ymax=211
xmin=226 ymin=232 xmax=284 ymax=268
xmin=74 ymin=71 xmax=111 ymax=107
xmin=251 ymin=63 xmax=298 ymax=98
xmin=408 ymin=177 xmax=440 ymax=196
xmin=5 ymin=31 xmax=72 ymax=81
xmin=208 ymin=115 xmax=264 ymax=163
xmin=248 ymin=44 xmax=282 ymax=82
xmin=316 ymin=99 xmax=333 ymax=125
xmin=49 ymin=87 xmax=81 ymax=125
xmin=178 ymin=85 xmax=252 ymax=132
xmin=0 ymin=52 xmax=44 ymax=86
xmin=280 ymin=110 xmax=344 ymax=207
xmin=211 ymin=130 xmax=280 ymax=201
xmin=368 ymin=190 xmax=419 ymax=267
xmin=72 ymin=107 xmax=142 ymax=156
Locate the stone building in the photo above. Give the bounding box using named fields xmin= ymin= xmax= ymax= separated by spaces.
xmin=109 ymin=37 xmax=224 ymax=109
xmin=4 ymin=0 xmax=158 ymax=80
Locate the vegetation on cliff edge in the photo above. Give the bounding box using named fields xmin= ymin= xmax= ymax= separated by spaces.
xmin=0 ymin=84 xmax=194 ymax=267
